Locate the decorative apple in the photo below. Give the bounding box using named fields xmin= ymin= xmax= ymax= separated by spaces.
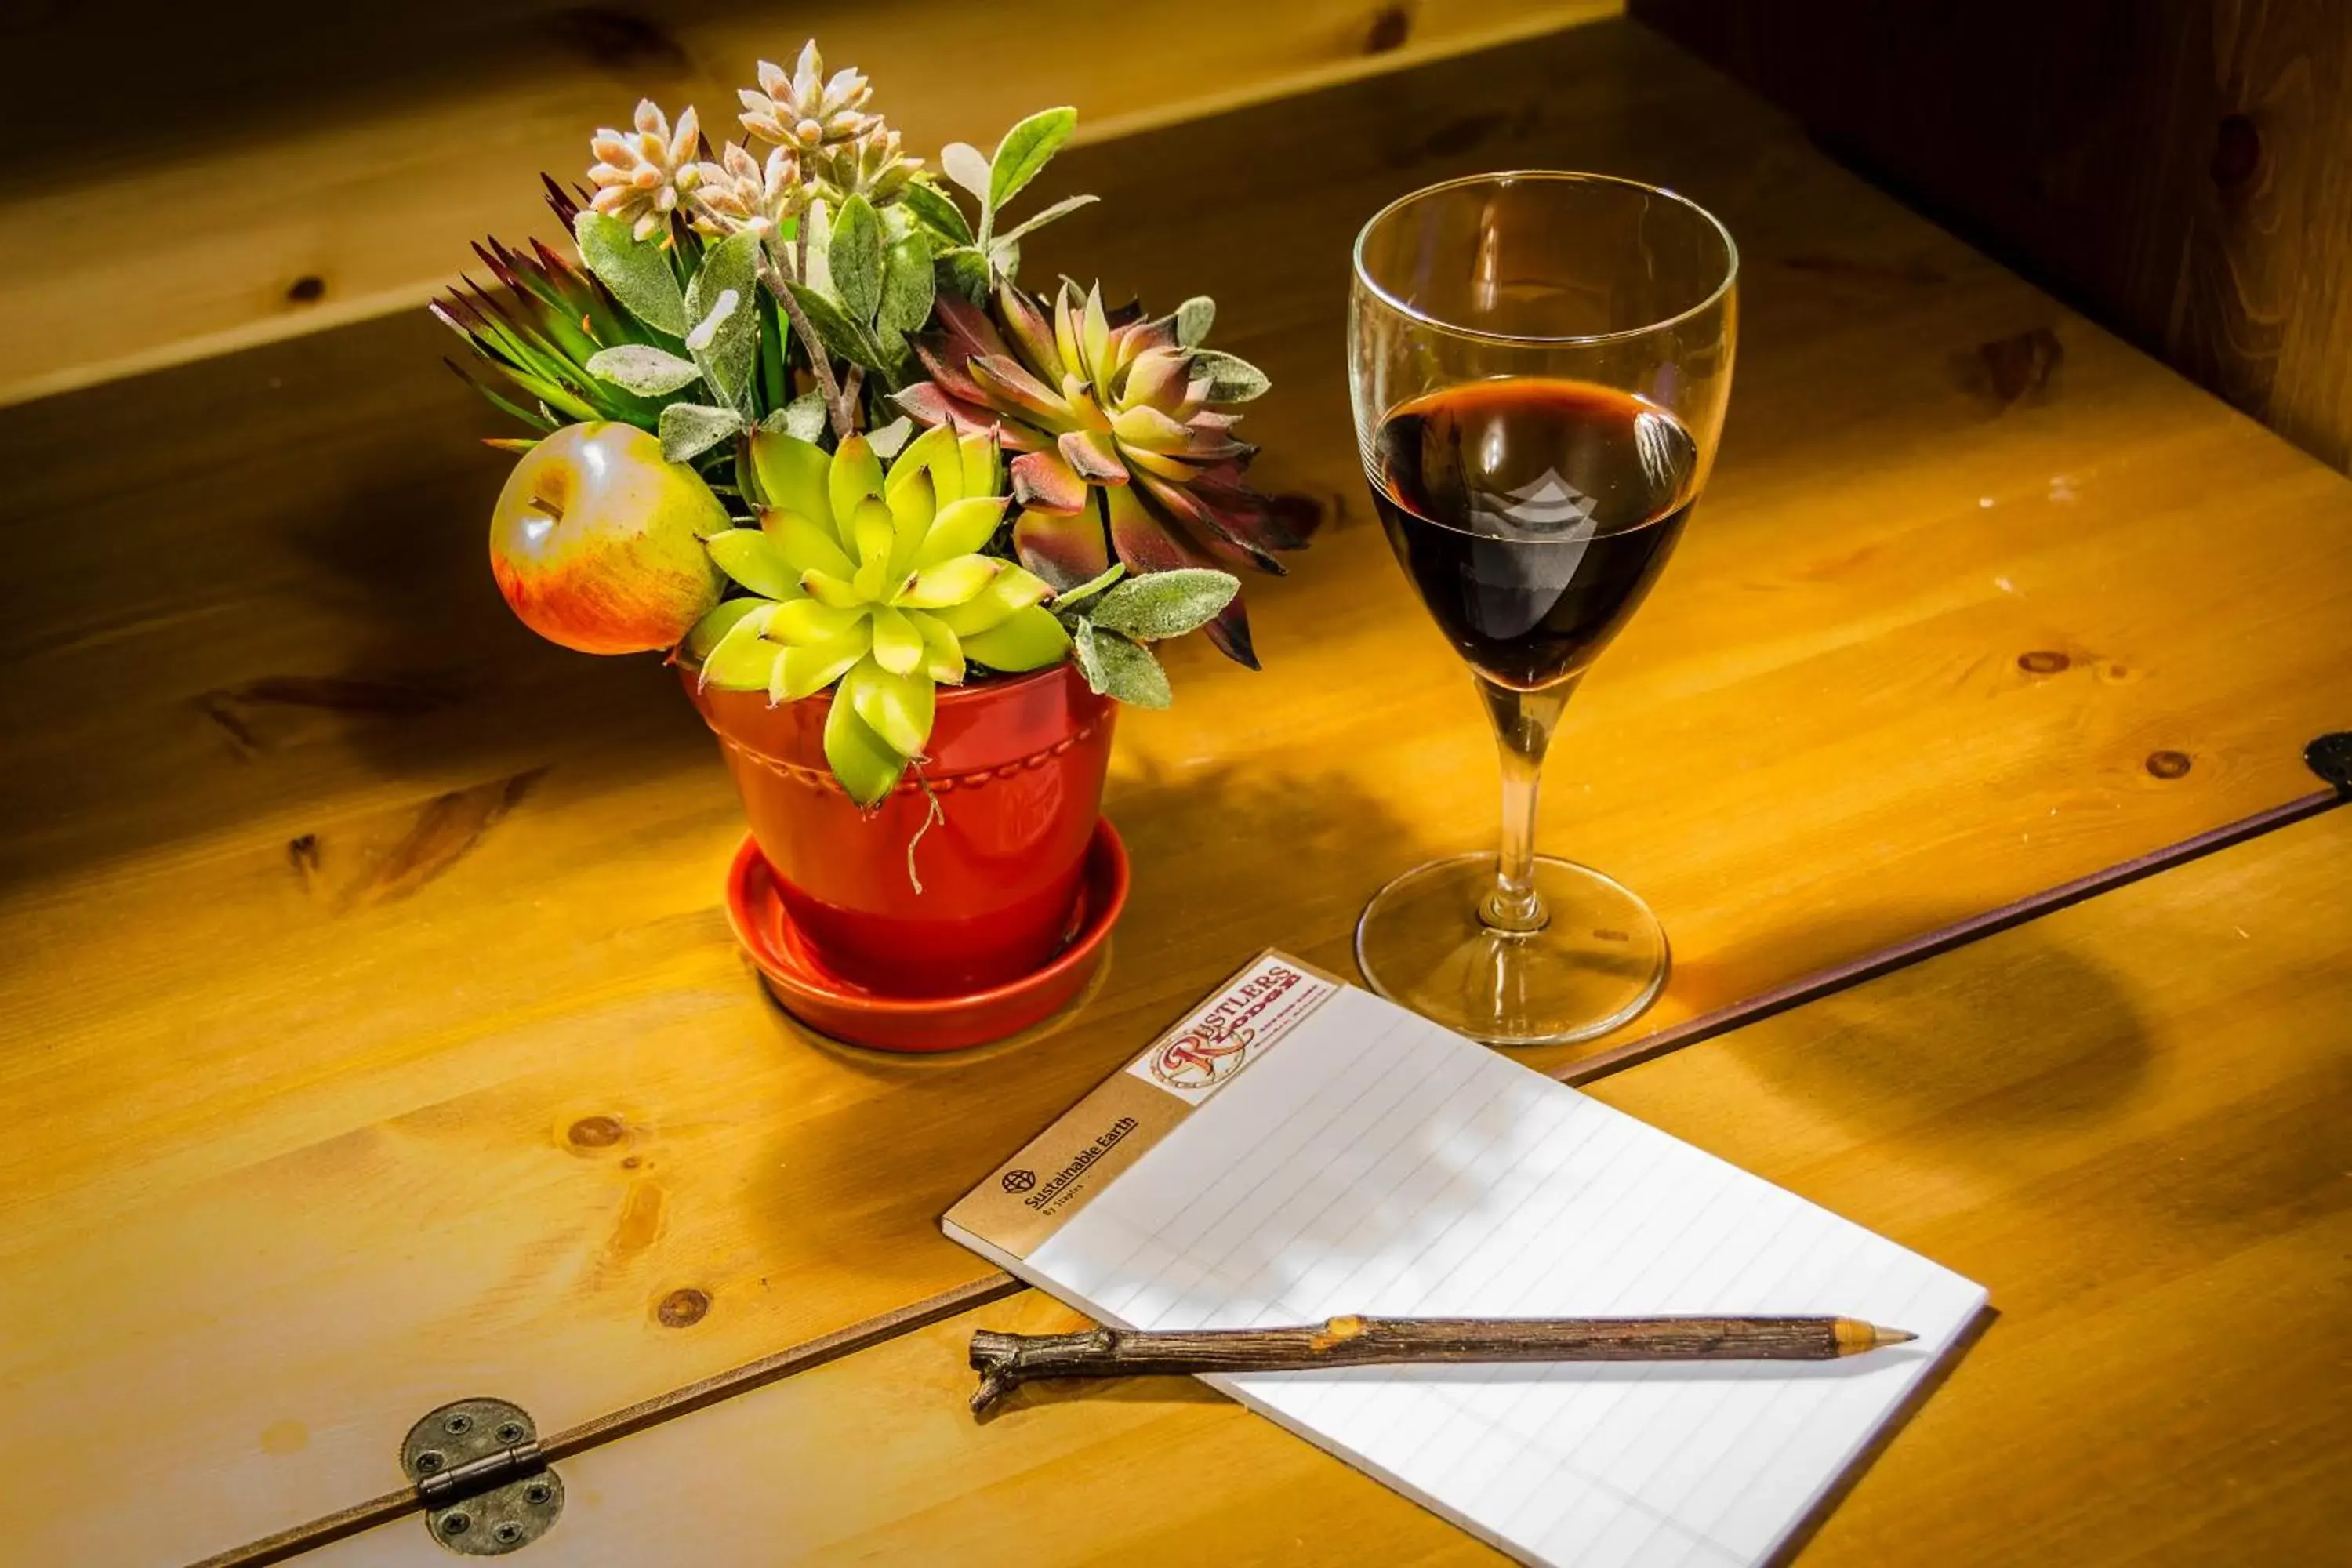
xmin=489 ymin=423 xmax=728 ymax=655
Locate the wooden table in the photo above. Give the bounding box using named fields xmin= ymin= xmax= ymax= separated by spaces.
xmin=1 ymin=16 xmax=2345 ymax=1568
xmin=344 ymin=806 xmax=2343 ymax=1567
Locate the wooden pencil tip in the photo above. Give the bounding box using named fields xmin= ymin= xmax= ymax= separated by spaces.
xmin=1834 ymin=1318 xmax=1918 ymax=1354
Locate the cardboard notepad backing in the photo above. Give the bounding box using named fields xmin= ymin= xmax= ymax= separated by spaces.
xmin=946 ymin=953 xmax=1987 ymax=1568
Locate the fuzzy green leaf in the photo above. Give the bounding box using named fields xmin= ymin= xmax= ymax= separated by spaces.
xmin=787 ymin=282 xmax=891 ymax=372
xmin=1069 ymin=617 xmax=1106 ymax=692
xmin=880 ymin=234 xmax=936 ymax=334
xmin=993 ymin=193 xmax=1098 ymax=246
xmin=936 ymin=247 xmax=992 ymax=305
xmin=1089 ymin=568 xmax=1239 ymax=641
xmin=659 ymin=402 xmax=745 ymax=463
xmin=573 ymin=210 xmax=688 ymax=336
xmin=1091 ymin=627 xmax=1172 ymax=709
xmin=899 ymin=182 xmax=974 ymax=246
xmin=684 ymin=230 xmax=762 ymax=404
xmin=1174 ymin=296 xmax=1217 ymax=348
xmin=867 ymin=415 xmax=914 ymax=460
xmin=829 ymin=194 xmax=885 ymax=326
xmin=989 ymin=107 xmax=1077 ymax=213
xmin=1188 ymin=349 xmax=1271 ymax=402
xmin=1050 ymin=562 xmax=1127 ymax=616
xmin=939 ymin=143 xmax=992 ymax=205
xmin=585 ymin=344 xmax=703 ymax=397
xmin=758 ymin=390 xmax=830 ymax=444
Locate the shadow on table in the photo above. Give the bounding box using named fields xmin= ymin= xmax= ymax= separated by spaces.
xmin=1671 ymin=903 xmax=2345 ymax=1226
xmin=1724 ymin=912 xmax=2159 ymax=1140
xmin=737 ymin=760 xmax=1435 ymax=1272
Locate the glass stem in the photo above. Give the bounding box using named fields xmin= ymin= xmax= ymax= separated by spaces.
xmin=1477 ymin=676 xmax=1575 ymax=934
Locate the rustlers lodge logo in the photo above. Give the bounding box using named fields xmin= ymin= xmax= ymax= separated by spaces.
xmin=1000 ymin=1169 xmax=1036 ymax=1194
xmin=1146 ymin=962 xmax=1316 ymax=1091
xmin=1149 ymin=1022 xmax=1256 ymax=1090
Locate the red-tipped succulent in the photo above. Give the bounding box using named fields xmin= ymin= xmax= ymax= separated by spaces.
xmin=894 ymin=281 xmax=1302 ymax=666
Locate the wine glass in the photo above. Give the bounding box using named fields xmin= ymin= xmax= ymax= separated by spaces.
xmin=1348 ymin=171 xmax=1737 ymax=1045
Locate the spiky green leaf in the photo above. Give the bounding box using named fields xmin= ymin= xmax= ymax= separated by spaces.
xmin=685 ymin=597 xmax=764 ymax=660
xmin=958 ymin=604 xmax=1071 ymax=671
xmin=706 ymin=527 xmax=802 ymax=600
xmin=823 ymin=672 xmax=907 ymax=806
xmin=572 ymin=210 xmax=688 ymax=336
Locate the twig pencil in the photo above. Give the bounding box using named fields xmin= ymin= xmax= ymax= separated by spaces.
xmin=968 ymin=1314 xmax=1918 ymax=1414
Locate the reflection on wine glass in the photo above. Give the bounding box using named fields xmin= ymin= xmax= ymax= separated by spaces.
xmin=1348 ymin=172 xmax=1737 ymax=1046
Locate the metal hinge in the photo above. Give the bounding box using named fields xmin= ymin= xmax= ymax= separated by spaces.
xmin=401 ymin=1398 xmax=564 ymax=1555
xmin=2307 ymin=732 xmax=2352 ymax=794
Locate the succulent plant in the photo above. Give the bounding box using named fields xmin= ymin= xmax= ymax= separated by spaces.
xmin=738 ymin=44 xmax=880 ymax=155
xmin=688 ymin=142 xmax=805 ymax=240
xmin=687 ymin=423 xmax=1069 ymax=804
xmin=893 ymin=281 xmax=1297 ymax=666
xmin=433 ymin=226 xmax=681 ymax=441
xmin=586 ymin=100 xmax=704 ymax=241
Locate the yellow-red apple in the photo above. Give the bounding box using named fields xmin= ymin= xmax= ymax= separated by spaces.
xmin=490 ymin=423 xmax=728 ymax=655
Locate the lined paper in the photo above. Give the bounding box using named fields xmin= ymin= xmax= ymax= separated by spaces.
xmin=995 ymin=985 xmax=1986 ymax=1568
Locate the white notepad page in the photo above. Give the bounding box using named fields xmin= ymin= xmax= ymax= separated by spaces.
xmin=951 ymin=972 xmax=1986 ymax=1568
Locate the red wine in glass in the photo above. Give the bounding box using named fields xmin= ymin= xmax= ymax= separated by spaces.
xmin=1370 ymin=378 xmax=1698 ymax=691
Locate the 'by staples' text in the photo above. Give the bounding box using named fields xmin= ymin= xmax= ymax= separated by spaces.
xmin=1022 ymin=1116 xmax=1139 ymax=1214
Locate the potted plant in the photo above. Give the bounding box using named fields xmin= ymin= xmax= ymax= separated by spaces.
xmin=436 ymin=43 xmax=1307 ymax=1047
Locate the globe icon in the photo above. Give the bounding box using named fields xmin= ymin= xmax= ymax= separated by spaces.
xmin=1001 ymin=1169 xmax=1036 ymax=1194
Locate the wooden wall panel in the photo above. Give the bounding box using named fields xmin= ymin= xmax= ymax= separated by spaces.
xmin=1632 ymin=0 xmax=2352 ymax=471
xmin=0 ymin=0 xmax=1613 ymax=408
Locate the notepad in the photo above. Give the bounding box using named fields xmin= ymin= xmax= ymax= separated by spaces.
xmin=946 ymin=953 xmax=1987 ymax=1568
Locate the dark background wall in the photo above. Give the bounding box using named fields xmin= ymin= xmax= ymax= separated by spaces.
xmin=1633 ymin=0 xmax=2352 ymax=472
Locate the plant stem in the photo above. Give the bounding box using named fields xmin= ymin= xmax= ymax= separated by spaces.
xmin=760 ymin=257 xmax=855 ymax=441
xmin=1476 ymin=675 xmax=1573 ymax=934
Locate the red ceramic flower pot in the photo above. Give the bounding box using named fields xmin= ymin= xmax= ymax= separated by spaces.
xmin=684 ymin=661 xmax=1116 ymax=997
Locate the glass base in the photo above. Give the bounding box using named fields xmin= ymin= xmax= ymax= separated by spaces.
xmin=1355 ymin=852 xmax=1668 ymax=1047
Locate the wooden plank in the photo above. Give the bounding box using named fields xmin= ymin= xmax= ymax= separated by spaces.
xmin=0 ymin=0 xmax=1615 ymax=408
xmin=355 ymin=807 xmax=2352 ymax=1567
xmin=1631 ymin=0 xmax=2352 ymax=473
xmin=3 ymin=17 xmax=2350 ymax=1563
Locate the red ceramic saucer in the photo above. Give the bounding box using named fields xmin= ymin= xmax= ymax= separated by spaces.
xmin=724 ymin=818 xmax=1130 ymax=1052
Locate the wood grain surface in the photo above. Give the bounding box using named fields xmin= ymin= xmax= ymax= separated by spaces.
xmin=3 ymin=18 xmax=2349 ymax=1566
xmin=0 ymin=0 xmax=1613 ymax=408
xmin=1632 ymin=0 xmax=2352 ymax=474
xmin=357 ymin=807 xmax=2350 ymax=1567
